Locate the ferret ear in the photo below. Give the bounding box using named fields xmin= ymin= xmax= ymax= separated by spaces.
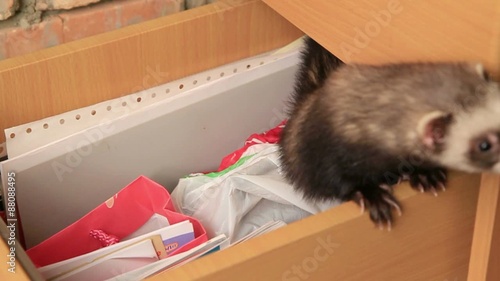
xmin=417 ymin=111 xmax=453 ymax=149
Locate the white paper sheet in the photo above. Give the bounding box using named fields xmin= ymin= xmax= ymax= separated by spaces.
xmin=39 ymin=221 xmax=193 ymax=280
xmin=106 ymin=234 xmax=229 ymax=281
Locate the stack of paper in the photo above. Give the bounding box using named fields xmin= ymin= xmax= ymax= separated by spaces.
xmin=233 ymin=220 xmax=287 ymax=245
xmin=98 ymin=220 xmax=286 ymax=280
xmin=108 ymin=235 xmax=230 ymax=280
xmin=39 ymin=221 xmax=196 ymax=281
xmin=106 ymin=221 xmax=288 ymax=280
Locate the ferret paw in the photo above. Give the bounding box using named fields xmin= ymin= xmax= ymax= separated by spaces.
xmin=408 ymin=168 xmax=447 ymax=196
xmin=354 ymin=189 xmax=402 ymax=231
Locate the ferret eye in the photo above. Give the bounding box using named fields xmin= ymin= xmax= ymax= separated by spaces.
xmin=478 ymin=140 xmax=492 ymax=152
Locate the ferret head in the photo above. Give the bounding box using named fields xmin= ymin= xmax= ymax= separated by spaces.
xmin=418 ymin=63 xmax=500 ymax=174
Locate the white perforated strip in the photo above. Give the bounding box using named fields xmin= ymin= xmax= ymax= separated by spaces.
xmin=4 ymin=37 xmax=304 ymax=158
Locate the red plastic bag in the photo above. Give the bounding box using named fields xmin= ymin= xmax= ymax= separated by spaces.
xmin=26 ymin=176 xmax=208 ymax=267
xmin=215 ymin=120 xmax=287 ymax=172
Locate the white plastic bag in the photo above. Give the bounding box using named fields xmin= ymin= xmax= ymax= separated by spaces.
xmin=171 ymin=144 xmax=340 ymax=243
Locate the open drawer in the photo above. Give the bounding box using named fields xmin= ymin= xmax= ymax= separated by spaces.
xmin=0 ymin=0 xmax=499 ymax=280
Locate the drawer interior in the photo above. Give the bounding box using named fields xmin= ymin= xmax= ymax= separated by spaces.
xmin=2 ymin=48 xmax=303 ymax=249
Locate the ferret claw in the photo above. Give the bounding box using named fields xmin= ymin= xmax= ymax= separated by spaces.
xmin=377 ymin=222 xmax=384 ymax=230
xmin=409 ymin=168 xmax=448 ymax=195
xmin=375 ymin=220 xmax=392 ymax=231
xmin=431 ymin=187 xmax=438 ymax=197
xmin=418 ymin=174 xmax=429 ymax=187
xmin=379 ymin=184 xmax=393 ymax=193
xmin=354 ymin=191 xmax=365 ymax=214
xmin=439 ymin=170 xmax=447 ymax=180
xmin=395 ymin=174 xmax=410 ymax=185
xmin=362 ymin=186 xmax=402 ymax=230
xmin=383 ymin=195 xmax=402 ymax=216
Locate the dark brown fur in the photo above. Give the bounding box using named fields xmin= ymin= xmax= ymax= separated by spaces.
xmin=278 ymin=37 xmax=497 ymax=227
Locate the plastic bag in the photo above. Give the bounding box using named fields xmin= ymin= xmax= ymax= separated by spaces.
xmin=172 ymin=144 xmax=339 ymax=243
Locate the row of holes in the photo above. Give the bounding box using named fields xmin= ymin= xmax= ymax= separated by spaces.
xmin=8 ymin=63 xmax=264 ymax=139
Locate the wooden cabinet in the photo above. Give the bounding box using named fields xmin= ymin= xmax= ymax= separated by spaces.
xmin=0 ymin=1 xmax=498 ymax=280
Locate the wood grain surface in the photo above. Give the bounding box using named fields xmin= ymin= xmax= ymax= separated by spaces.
xmin=263 ymin=0 xmax=500 ymax=76
xmin=468 ymin=173 xmax=500 ymax=281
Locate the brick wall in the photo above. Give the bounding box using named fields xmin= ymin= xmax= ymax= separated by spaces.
xmin=0 ymin=0 xmax=215 ymax=61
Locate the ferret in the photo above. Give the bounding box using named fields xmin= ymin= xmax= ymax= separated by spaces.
xmin=279 ymin=37 xmax=500 ymax=228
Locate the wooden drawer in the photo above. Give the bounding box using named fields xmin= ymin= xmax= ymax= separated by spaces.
xmin=0 ymin=0 xmax=499 ymax=280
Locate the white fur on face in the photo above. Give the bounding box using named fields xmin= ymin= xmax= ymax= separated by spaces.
xmin=438 ymin=83 xmax=500 ymax=173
